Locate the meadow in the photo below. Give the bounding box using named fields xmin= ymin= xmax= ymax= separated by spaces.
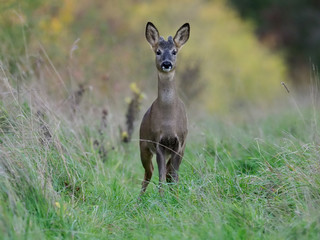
xmin=1 ymin=68 xmax=320 ymax=239
xmin=1 ymin=1 xmax=320 ymax=239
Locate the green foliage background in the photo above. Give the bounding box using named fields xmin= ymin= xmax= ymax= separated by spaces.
xmin=228 ymin=0 xmax=320 ymax=83
xmin=0 ymin=0 xmax=287 ymax=113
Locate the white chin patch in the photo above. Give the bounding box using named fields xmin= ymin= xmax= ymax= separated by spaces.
xmin=162 ymin=66 xmax=172 ymax=72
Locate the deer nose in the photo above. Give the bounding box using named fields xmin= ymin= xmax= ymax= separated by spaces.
xmin=161 ymin=61 xmax=173 ymax=72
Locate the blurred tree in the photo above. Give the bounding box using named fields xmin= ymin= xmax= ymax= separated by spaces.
xmin=227 ymin=0 xmax=320 ymax=85
xmin=0 ymin=0 xmax=288 ymax=114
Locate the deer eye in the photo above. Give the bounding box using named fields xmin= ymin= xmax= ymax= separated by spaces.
xmin=172 ymin=49 xmax=177 ymax=55
xmin=156 ymin=49 xmax=161 ymax=55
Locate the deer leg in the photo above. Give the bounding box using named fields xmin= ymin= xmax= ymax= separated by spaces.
xmin=140 ymin=143 xmax=154 ymax=194
xmin=166 ymin=157 xmax=174 ymax=183
xmin=156 ymin=145 xmax=166 ymax=197
xmin=170 ymin=143 xmax=186 ymax=183
xmin=169 ymin=153 xmax=182 ymax=182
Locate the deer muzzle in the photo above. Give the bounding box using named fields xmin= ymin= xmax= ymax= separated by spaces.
xmin=161 ymin=61 xmax=173 ymax=72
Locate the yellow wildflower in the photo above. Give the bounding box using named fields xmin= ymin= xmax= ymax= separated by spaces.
xmin=55 ymin=202 xmax=61 ymax=209
xmin=130 ymin=82 xmax=141 ymax=95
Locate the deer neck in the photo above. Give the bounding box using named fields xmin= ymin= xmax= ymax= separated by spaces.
xmin=157 ymin=71 xmax=177 ymax=106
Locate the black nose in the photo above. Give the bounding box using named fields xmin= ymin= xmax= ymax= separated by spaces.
xmin=161 ymin=61 xmax=172 ymax=70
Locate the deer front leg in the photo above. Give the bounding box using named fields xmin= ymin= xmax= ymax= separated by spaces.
xmin=140 ymin=142 xmax=154 ymax=195
xmin=156 ymin=145 xmax=166 ymax=197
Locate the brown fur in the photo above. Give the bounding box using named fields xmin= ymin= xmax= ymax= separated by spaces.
xmin=139 ymin=22 xmax=190 ymax=196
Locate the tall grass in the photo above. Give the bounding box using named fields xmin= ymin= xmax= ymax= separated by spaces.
xmin=1 ymin=58 xmax=320 ymax=239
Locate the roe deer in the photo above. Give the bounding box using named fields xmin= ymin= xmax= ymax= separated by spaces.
xmin=139 ymin=22 xmax=190 ymax=196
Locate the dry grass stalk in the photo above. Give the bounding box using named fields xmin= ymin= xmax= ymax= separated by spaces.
xmin=121 ymin=83 xmax=143 ymax=143
xmin=36 ymin=110 xmax=52 ymax=146
xmin=71 ymin=84 xmax=85 ymax=114
xmin=94 ymin=108 xmax=109 ymax=161
xmin=178 ymin=63 xmax=204 ymax=105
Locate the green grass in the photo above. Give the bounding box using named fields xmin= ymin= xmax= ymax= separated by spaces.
xmin=1 ymin=82 xmax=320 ymax=239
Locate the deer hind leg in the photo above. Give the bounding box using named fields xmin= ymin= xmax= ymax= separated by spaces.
xmin=166 ymin=155 xmax=180 ymax=183
xmin=166 ymin=157 xmax=174 ymax=183
xmin=167 ymin=142 xmax=185 ymax=183
xmin=140 ymin=143 xmax=154 ymax=194
xmin=167 ymin=152 xmax=182 ymax=183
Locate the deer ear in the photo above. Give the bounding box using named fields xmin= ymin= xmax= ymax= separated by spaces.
xmin=173 ymin=23 xmax=190 ymax=49
xmin=145 ymin=22 xmax=159 ymax=49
